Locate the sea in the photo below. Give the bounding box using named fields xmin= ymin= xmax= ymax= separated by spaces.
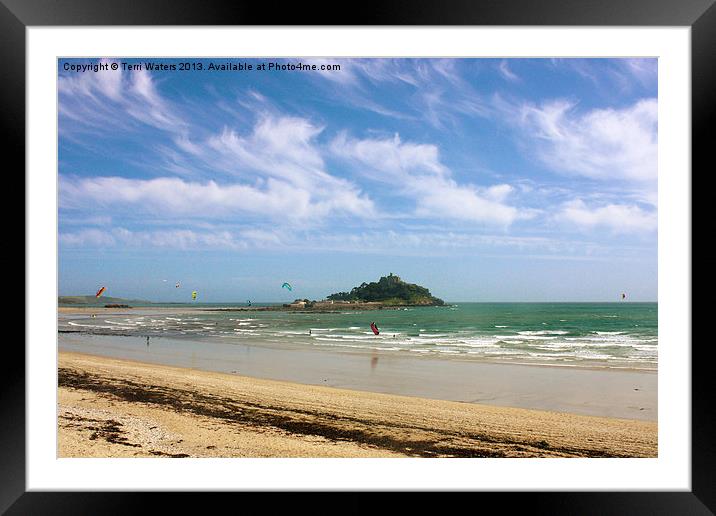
xmin=59 ymin=302 xmax=658 ymax=370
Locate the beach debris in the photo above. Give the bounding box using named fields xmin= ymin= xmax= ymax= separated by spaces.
xmin=95 ymin=286 xmax=106 ymax=298
xmin=282 ymin=282 xmax=293 ymax=291
xmin=370 ymin=322 xmax=380 ymax=335
xmin=192 ymin=291 xmax=197 ymax=300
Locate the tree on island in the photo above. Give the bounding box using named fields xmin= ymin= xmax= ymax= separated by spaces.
xmin=327 ymin=273 xmax=444 ymax=306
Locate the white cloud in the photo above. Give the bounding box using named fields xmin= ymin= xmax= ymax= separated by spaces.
xmin=169 ymin=114 xmax=378 ymax=219
xmin=556 ymin=199 xmax=657 ymax=233
xmin=94 ymin=61 xmax=123 ymax=100
xmin=485 ymin=184 xmax=514 ymax=201
xmin=519 ymin=98 xmax=657 ymax=183
xmin=60 ymin=175 xmax=374 ymax=222
xmin=331 ymin=132 xmax=446 ymax=182
xmin=206 ymin=116 xmax=327 ymax=186
xmin=413 ymin=179 xmax=520 ymax=224
xmin=331 ymin=133 xmax=525 ymax=225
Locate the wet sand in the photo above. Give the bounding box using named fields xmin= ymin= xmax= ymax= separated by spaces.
xmin=58 ymin=351 xmax=657 ymax=458
xmin=59 ymin=332 xmax=657 ymax=421
xmin=58 ymin=306 xmax=207 ymax=315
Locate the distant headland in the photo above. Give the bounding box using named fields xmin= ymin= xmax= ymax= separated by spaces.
xmin=58 ymin=295 xmax=149 ymax=307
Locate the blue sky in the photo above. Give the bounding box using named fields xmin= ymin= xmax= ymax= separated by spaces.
xmin=58 ymin=58 xmax=658 ymax=302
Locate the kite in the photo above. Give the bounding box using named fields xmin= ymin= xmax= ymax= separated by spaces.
xmin=370 ymin=322 xmax=380 ymax=335
xmin=192 ymin=291 xmax=197 ymax=300
xmin=95 ymin=286 xmax=106 ymax=298
xmin=282 ymin=282 xmax=292 ymax=291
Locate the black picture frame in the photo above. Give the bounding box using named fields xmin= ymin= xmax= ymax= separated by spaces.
xmin=6 ymin=0 xmax=711 ymax=513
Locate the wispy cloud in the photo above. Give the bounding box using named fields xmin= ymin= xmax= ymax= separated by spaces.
xmin=516 ymin=98 xmax=657 ymax=184
xmin=619 ymin=58 xmax=658 ymax=88
xmin=304 ymin=58 xmax=490 ymax=129
xmin=498 ymin=60 xmax=520 ymax=82
xmin=59 ymin=225 xmax=650 ymax=263
xmin=548 ymin=58 xmax=657 ymax=97
xmin=60 ymin=227 xmax=246 ymax=250
xmin=59 ymin=60 xmax=186 ymax=135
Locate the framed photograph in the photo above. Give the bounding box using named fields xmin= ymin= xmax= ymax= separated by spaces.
xmin=7 ymin=0 xmax=711 ymax=512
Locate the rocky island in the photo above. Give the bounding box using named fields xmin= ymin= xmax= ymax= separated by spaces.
xmin=326 ymin=273 xmax=444 ymax=306
xmin=264 ymin=273 xmax=445 ymax=312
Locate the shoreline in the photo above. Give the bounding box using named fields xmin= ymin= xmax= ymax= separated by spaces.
xmin=59 ymin=301 xmax=444 ymax=314
xmin=58 ymin=329 xmax=656 ymax=372
xmin=57 ymin=306 xmax=656 ymax=372
xmin=58 ymin=351 xmax=658 ymax=458
xmin=59 ymin=332 xmax=657 ymax=421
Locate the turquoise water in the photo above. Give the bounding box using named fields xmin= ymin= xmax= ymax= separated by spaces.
xmin=59 ymin=303 xmax=657 ymax=369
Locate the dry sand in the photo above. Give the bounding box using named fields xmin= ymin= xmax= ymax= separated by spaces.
xmin=58 ymin=351 xmax=657 ymax=458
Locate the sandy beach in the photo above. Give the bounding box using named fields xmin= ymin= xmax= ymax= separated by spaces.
xmin=58 ymin=351 xmax=657 ymax=458
xmin=58 ymin=328 xmax=657 ymax=422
